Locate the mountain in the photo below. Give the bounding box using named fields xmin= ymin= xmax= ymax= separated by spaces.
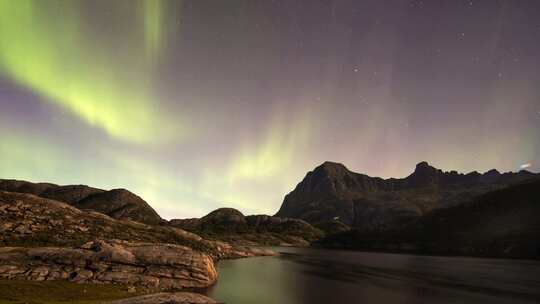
xmin=0 ymin=179 xmax=162 ymax=225
xmin=170 ymin=208 xmax=324 ymax=246
xmin=315 ymin=179 xmax=540 ymax=258
xmin=275 ymin=161 xmax=538 ymax=231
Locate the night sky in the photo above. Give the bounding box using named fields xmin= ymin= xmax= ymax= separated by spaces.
xmin=1 ymin=0 xmax=539 ymax=219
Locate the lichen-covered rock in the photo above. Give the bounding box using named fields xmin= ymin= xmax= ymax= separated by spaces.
xmin=0 ymin=191 xmax=274 ymax=260
xmin=0 ymin=239 xmax=218 ymax=290
xmin=0 ymin=191 xmax=211 ymax=251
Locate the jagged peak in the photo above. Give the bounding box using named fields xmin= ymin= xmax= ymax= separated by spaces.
xmin=414 ymin=161 xmax=438 ymax=172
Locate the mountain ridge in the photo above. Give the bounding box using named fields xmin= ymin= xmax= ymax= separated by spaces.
xmin=275 ymin=161 xmax=539 ymax=229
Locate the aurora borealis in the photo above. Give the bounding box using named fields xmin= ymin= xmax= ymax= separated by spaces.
xmin=1 ymin=0 xmax=539 ymax=219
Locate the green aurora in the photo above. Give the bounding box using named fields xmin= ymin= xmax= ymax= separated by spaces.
xmin=1 ymin=1 xmax=539 ymax=219
xmin=0 ymin=0 xmax=180 ymax=143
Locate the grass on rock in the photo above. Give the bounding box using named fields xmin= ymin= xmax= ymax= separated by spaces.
xmin=0 ymin=280 xmax=142 ymax=304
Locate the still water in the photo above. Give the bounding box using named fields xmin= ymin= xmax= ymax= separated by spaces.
xmin=205 ymin=247 xmax=540 ymax=304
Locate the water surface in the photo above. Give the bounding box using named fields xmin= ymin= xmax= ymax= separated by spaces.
xmin=205 ymin=247 xmax=540 ymax=304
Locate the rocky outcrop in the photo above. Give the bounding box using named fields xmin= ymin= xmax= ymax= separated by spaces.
xmin=41 ymin=184 xmax=105 ymax=205
xmin=195 ymin=208 xmax=248 ymax=232
xmin=0 ymin=239 xmax=217 ymax=290
xmin=170 ymin=208 xmax=324 ymax=246
xmin=76 ymin=189 xmax=162 ymax=225
xmin=106 ymin=292 xmax=216 ymax=304
xmin=0 ymin=179 xmax=162 ymax=225
xmin=0 ymin=191 xmax=207 ymax=249
xmin=276 ymin=161 xmax=539 ymax=231
xmin=0 ymin=190 xmax=274 ymax=260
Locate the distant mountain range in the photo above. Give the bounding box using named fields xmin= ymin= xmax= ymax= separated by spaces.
xmin=276 ymin=161 xmax=538 ymax=232
xmin=276 ymin=161 xmax=540 ymax=258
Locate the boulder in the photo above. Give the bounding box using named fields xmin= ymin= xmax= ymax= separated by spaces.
xmin=0 ymin=239 xmax=218 ymax=290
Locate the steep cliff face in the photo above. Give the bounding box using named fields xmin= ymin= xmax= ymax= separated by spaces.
xmin=0 ymin=179 xmax=162 ymax=225
xmin=276 ymin=161 xmax=538 ymax=231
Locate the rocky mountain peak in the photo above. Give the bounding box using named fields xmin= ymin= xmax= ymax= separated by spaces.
xmin=405 ymin=161 xmax=444 ymax=186
xmin=297 ymin=161 xmax=367 ymax=196
xmin=315 ymin=161 xmax=350 ymax=177
xmin=413 ymin=161 xmax=438 ymax=174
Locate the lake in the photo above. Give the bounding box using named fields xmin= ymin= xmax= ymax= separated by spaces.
xmin=205 ymin=247 xmax=540 ymax=304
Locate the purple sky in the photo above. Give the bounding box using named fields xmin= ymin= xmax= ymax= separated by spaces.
xmin=1 ymin=0 xmax=539 ymax=219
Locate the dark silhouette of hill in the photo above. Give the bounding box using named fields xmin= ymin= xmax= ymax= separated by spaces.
xmin=315 ymin=179 xmax=540 ymax=258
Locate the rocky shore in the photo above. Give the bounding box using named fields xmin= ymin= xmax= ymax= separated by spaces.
xmin=0 ymin=189 xmax=276 ymax=303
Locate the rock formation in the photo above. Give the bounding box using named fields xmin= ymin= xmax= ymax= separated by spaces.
xmin=0 ymin=239 xmax=217 ymax=290
xmin=0 ymin=191 xmax=203 ymax=249
xmin=276 ymin=161 xmax=539 ymax=232
xmin=0 ymin=191 xmax=275 ymax=259
xmin=0 ymin=179 xmax=162 ymax=225
xmin=170 ymin=208 xmax=324 ymax=246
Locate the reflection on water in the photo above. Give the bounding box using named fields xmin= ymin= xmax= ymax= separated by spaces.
xmin=205 ymin=247 xmax=540 ymax=304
